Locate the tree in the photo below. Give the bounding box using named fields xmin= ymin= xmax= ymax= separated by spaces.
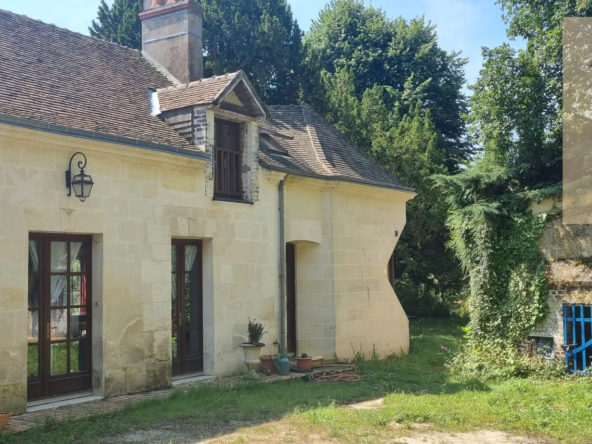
xmin=89 ymin=0 xmax=303 ymax=105
xmin=202 ymin=0 xmax=302 ymax=104
xmin=302 ymin=0 xmax=469 ymax=169
xmin=90 ymin=0 xmax=143 ymax=50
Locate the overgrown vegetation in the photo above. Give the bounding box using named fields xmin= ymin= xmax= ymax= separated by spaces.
xmin=5 ymin=320 xmax=592 ymax=444
xmin=431 ymin=0 xmax=577 ymax=377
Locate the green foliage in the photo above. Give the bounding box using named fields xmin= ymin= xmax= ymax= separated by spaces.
xmin=246 ymin=318 xmax=265 ymax=345
xmin=302 ymin=0 xmax=469 ymax=168
xmin=448 ymin=342 xmax=566 ymax=381
xmin=434 ymin=164 xmax=560 ymax=377
xmin=202 ymin=0 xmax=303 ymax=104
xmin=468 ymin=44 xmax=562 ymax=183
xmin=89 ymin=0 xmax=143 ymax=49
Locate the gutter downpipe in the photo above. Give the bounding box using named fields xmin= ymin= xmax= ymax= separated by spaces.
xmin=278 ymin=174 xmax=291 ymax=376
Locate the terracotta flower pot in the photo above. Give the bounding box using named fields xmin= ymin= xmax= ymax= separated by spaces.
xmin=0 ymin=413 xmax=11 ymax=433
xmin=240 ymin=343 xmax=263 ymax=379
xmin=296 ymin=356 xmax=312 ymax=371
xmin=259 ymin=355 xmax=277 ymax=375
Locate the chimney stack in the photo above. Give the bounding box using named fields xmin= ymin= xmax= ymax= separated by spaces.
xmin=139 ymin=0 xmax=204 ymax=84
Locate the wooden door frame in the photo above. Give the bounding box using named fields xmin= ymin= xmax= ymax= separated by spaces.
xmin=171 ymin=239 xmax=204 ymax=375
xmin=28 ymin=233 xmax=93 ymax=400
xmin=286 ymin=243 xmax=297 ymax=355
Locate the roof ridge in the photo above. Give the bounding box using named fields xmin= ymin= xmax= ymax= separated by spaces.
xmin=0 ymin=8 xmax=143 ymax=55
xmin=157 ymin=71 xmax=242 ymax=91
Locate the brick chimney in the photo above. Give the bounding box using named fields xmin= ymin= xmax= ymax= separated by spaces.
xmin=139 ymin=0 xmax=204 ymax=84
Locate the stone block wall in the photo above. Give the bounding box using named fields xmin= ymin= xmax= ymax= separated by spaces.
xmin=284 ymin=179 xmax=412 ymax=360
xmin=192 ymin=107 xmax=207 ymax=148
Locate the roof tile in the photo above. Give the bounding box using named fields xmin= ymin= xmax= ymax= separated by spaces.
xmin=0 ymin=9 xmax=189 ymax=148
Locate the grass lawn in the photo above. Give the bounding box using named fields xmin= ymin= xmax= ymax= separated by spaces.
xmin=4 ymin=318 xmax=592 ymax=443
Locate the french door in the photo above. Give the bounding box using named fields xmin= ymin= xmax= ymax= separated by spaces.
xmin=171 ymin=240 xmax=203 ymax=375
xmin=27 ymin=234 xmax=92 ymax=400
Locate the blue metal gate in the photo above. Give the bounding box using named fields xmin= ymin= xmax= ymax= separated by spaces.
xmin=563 ymin=304 xmax=592 ymax=373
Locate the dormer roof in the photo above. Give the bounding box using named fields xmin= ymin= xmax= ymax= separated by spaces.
xmin=156 ymin=71 xmax=268 ymax=119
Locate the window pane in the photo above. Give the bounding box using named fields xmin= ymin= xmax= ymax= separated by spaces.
xmin=70 ymin=242 xmax=86 ymax=272
xmin=50 ymin=275 xmax=68 ymax=306
xmin=172 ymin=329 xmax=178 ymax=360
xmin=28 ymin=240 xmax=40 ymax=273
xmin=186 ymin=329 xmax=200 ymax=357
xmin=185 ymin=278 xmax=200 ymax=328
xmin=185 ymin=273 xmax=199 ymax=300
xmin=50 ymin=308 xmax=68 ymax=340
xmin=217 ymin=121 xmax=238 ymax=150
xmin=70 ymin=341 xmax=88 ymax=372
xmin=28 ymin=275 xmax=40 ymax=308
xmin=28 ymin=311 xmax=39 ymax=343
xmin=70 ymin=307 xmax=87 ymax=340
xmin=185 ymin=246 xmax=199 ymax=272
xmin=171 ymin=245 xmax=177 ymax=271
xmin=51 ymin=343 xmax=68 ymax=375
xmin=51 ymin=241 xmax=68 ymax=272
xmin=71 ymin=275 xmax=87 ymax=306
xmin=28 ymin=346 xmax=39 ymax=378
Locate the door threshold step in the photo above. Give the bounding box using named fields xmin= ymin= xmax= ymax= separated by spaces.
xmin=172 ymin=373 xmax=215 ymax=387
xmin=27 ymin=393 xmax=102 ymax=412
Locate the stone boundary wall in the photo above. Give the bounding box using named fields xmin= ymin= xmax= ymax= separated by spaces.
xmin=527 ymin=285 xmax=592 ymax=361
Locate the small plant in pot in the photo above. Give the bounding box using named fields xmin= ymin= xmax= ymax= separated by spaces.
xmin=239 ymin=318 xmax=266 ymax=379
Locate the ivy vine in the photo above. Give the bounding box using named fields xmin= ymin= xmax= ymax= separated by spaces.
xmin=434 ymin=168 xmax=562 ymax=378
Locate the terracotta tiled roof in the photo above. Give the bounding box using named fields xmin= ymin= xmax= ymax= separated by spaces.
xmin=259 ymin=106 xmax=414 ymax=192
xmin=157 ymin=73 xmax=240 ymax=111
xmin=0 ymin=9 xmax=191 ymax=149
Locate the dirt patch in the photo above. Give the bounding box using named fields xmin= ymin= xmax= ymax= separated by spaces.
xmin=397 ymin=430 xmax=541 ymax=444
xmin=347 ymin=398 xmax=384 ymax=410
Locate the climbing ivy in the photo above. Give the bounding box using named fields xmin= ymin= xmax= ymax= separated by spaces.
xmin=434 ymin=167 xmax=562 ymax=379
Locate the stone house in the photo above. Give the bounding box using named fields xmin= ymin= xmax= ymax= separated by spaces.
xmin=0 ymin=1 xmax=415 ymax=414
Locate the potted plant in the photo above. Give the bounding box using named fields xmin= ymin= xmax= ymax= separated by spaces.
xmin=239 ymin=318 xmax=266 ymax=379
xmin=0 ymin=412 xmax=11 ymax=433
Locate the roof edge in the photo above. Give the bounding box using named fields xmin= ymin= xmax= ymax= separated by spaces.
xmin=258 ymin=159 xmax=417 ymax=195
xmin=0 ymin=113 xmax=212 ymax=162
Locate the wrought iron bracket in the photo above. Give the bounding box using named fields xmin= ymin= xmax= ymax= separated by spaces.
xmin=65 ymin=152 xmax=88 ymax=197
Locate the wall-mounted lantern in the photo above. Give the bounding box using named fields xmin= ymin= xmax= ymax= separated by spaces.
xmin=65 ymin=152 xmax=94 ymax=202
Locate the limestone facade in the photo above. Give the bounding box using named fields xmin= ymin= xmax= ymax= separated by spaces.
xmin=0 ymin=122 xmax=412 ymax=414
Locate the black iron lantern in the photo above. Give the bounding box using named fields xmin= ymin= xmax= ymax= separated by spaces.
xmin=66 ymin=152 xmax=94 ymax=202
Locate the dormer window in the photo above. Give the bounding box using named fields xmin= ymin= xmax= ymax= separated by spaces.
xmin=214 ymin=119 xmax=242 ymax=199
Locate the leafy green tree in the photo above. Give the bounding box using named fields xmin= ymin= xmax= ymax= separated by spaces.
xmin=90 ymin=0 xmax=143 ymax=50
xmin=90 ymin=0 xmax=303 ymax=104
xmin=302 ymin=0 xmax=469 ymax=169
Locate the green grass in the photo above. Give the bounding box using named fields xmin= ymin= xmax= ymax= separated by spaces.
xmin=4 ymin=318 xmax=592 ymax=443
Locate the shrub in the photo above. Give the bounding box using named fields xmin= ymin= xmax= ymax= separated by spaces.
xmin=247 ymin=318 xmax=266 ymax=345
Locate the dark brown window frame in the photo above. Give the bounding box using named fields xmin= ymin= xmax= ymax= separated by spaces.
xmin=171 ymin=239 xmax=204 ymax=375
xmin=214 ymin=119 xmax=242 ymax=199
